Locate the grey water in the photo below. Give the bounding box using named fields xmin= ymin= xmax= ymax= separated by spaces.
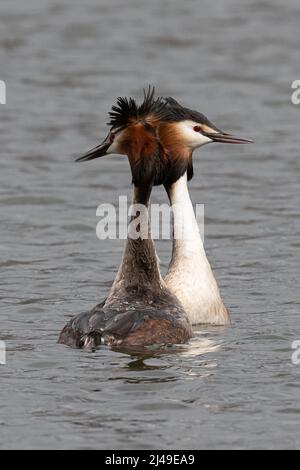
xmin=0 ymin=0 xmax=300 ymax=450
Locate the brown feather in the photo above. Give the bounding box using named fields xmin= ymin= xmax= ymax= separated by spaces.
xmin=158 ymin=122 xmax=193 ymax=184
xmin=117 ymin=122 xmax=168 ymax=186
xmin=119 ymin=123 xmax=157 ymax=163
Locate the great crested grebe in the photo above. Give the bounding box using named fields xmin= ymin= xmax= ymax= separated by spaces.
xmin=157 ymin=97 xmax=253 ymax=325
xmin=58 ymin=87 xmax=252 ymax=348
xmin=59 ymin=88 xmax=192 ymax=349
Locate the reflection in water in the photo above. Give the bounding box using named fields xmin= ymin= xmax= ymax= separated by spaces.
xmin=110 ymin=331 xmax=223 ymax=384
xmin=179 ymin=330 xmax=224 ymax=357
xmin=115 ymin=330 xmax=223 ymax=364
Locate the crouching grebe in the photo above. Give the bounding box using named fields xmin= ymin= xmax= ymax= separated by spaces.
xmin=59 ymin=88 xmax=192 ymax=349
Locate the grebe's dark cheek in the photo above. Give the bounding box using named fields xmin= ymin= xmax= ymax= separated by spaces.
xmin=193 ymin=126 xmax=202 ymax=133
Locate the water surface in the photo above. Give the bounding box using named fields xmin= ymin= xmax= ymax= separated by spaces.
xmin=0 ymin=0 xmax=299 ymax=450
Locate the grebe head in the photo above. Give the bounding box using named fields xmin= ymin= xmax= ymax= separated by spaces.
xmin=76 ymin=88 xmax=253 ymax=186
xmin=155 ymin=96 xmax=253 ymax=184
xmin=77 ymin=86 xmax=171 ymax=186
xmin=160 ymin=97 xmax=253 ymax=149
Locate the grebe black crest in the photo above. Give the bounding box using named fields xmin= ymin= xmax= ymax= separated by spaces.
xmin=59 ymin=87 xmax=252 ymax=348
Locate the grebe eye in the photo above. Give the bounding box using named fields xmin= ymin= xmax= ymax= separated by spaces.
xmin=193 ymin=126 xmax=202 ymax=132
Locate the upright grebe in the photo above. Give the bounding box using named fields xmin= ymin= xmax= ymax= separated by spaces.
xmin=59 ymin=88 xmax=192 ymax=349
xmin=158 ymin=97 xmax=253 ymax=325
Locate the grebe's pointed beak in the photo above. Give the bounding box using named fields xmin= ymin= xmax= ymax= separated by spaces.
xmin=76 ymin=141 xmax=111 ymax=162
xmin=76 ymin=131 xmax=116 ymax=162
xmin=205 ymin=131 xmax=253 ymax=145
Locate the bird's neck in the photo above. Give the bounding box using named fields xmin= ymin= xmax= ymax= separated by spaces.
xmin=164 ymin=173 xmax=228 ymax=325
xmin=166 ymin=173 xmax=205 ymax=257
xmin=105 ymin=185 xmax=163 ymax=304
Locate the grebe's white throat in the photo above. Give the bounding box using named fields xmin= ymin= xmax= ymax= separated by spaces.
xmin=165 ymin=172 xmax=230 ymax=326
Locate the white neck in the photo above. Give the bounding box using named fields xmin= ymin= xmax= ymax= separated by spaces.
xmin=164 ymin=173 xmax=229 ymax=326
xmin=168 ymin=173 xmax=205 ymax=257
